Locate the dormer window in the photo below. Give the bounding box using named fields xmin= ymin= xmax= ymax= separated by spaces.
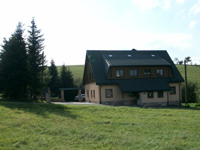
xmin=128 ymin=55 xmax=132 ymax=57
xmin=109 ymin=55 xmax=113 ymax=58
xmin=157 ymin=69 xmax=164 ymax=76
xmin=116 ymin=70 xmax=123 ymax=77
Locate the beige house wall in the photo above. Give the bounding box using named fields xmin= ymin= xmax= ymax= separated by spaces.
xmin=84 ymin=82 xmax=181 ymax=106
xmin=84 ymin=83 xmax=100 ymax=103
xmin=100 ymin=85 xmax=122 ymax=102
xmin=140 ymin=91 xmax=168 ymax=104
xmin=168 ymin=83 xmax=180 ymax=101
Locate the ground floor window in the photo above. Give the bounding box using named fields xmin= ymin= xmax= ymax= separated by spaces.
xmin=157 ymin=91 xmax=164 ymax=98
xmin=170 ymin=86 xmax=176 ymax=94
xmin=129 ymin=92 xmax=137 ymax=97
xmin=105 ymin=89 xmax=113 ymax=98
xmin=93 ymin=90 xmax=95 ymax=98
xmin=87 ymin=90 xmax=89 ymax=98
xmin=148 ymin=92 xmax=154 ymax=98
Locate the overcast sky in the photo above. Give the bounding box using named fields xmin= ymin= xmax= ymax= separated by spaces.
xmin=0 ymin=0 xmax=200 ymax=65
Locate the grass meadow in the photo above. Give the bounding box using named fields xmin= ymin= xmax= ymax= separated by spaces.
xmin=57 ymin=65 xmax=84 ymax=80
xmin=0 ymin=102 xmax=200 ymax=149
xmin=176 ymin=65 xmax=200 ymax=84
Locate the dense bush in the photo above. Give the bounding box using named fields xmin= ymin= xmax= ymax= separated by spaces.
xmin=181 ymin=81 xmax=200 ymax=103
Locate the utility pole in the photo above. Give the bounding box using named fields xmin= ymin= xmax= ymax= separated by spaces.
xmin=184 ymin=57 xmax=191 ymax=106
xmin=184 ymin=59 xmax=188 ymax=106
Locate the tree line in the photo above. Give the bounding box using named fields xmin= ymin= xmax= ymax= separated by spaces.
xmin=0 ymin=18 xmax=76 ymax=101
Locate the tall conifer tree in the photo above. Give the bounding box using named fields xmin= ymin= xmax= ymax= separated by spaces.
xmin=27 ymin=18 xmax=46 ymax=99
xmin=60 ymin=64 xmax=74 ymax=101
xmin=0 ymin=22 xmax=28 ymax=99
xmin=48 ymin=60 xmax=60 ymax=97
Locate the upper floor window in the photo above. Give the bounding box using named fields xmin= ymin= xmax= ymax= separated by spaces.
xmin=157 ymin=69 xmax=164 ymax=76
xmin=144 ymin=69 xmax=151 ymax=75
xmin=130 ymin=70 xmax=138 ymax=77
xmin=116 ymin=70 xmax=123 ymax=77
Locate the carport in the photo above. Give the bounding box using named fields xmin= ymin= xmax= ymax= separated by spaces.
xmin=59 ymin=88 xmax=83 ymax=102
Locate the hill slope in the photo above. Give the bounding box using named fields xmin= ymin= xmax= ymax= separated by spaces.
xmin=176 ymin=65 xmax=200 ymax=84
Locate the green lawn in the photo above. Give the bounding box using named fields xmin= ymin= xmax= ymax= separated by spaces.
xmin=0 ymin=102 xmax=200 ymax=149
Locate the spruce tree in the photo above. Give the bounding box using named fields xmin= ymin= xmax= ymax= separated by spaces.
xmin=27 ymin=18 xmax=46 ymax=99
xmin=48 ymin=60 xmax=60 ymax=97
xmin=60 ymin=64 xmax=74 ymax=101
xmin=0 ymin=22 xmax=28 ymax=99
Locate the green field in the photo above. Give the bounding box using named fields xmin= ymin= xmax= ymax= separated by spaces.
xmin=60 ymin=65 xmax=200 ymax=84
xmin=176 ymin=65 xmax=200 ymax=84
xmin=57 ymin=65 xmax=84 ymax=80
xmin=0 ymin=102 xmax=200 ymax=149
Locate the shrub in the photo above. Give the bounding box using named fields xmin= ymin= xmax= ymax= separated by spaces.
xmin=181 ymin=81 xmax=199 ymax=103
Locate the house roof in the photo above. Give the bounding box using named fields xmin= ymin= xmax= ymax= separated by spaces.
xmin=103 ymin=53 xmax=170 ymax=66
xmin=85 ymin=50 xmax=184 ymax=92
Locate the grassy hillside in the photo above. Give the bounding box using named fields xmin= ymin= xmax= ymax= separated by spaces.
xmin=57 ymin=65 xmax=84 ymax=80
xmin=176 ymin=65 xmax=200 ymax=84
xmin=0 ymin=102 xmax=200 ymax=149
xmin=59 ymin=65 xmax=200 ymax=84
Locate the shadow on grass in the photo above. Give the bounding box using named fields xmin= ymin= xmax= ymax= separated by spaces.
xmin=0 ymin=101 xmax=78 ymax=119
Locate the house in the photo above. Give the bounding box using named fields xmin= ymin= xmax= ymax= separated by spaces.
xmin=82 ymin=50 xmax=184 ymax=106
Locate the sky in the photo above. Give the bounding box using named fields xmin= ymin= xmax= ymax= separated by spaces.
xmin=0 ymin=0 xmax=200 ymax=65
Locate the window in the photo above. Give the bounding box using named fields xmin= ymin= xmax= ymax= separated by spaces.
xmin=116 ymin=70 xmax=123 ymax=77
xmin=170 ymin=86 xmax=176 ymax=94
xmin=157 ymin=91 xmax=164 ymax=98
xmin=130 ymin=70 xmax=133 ymax=76
xmin=87 ymin=90 xmax=89 ymax=98
xmin=129 ymin=92 xmax=137 ymax=97
xmin=157 ymin=69 xmax=164 ymax=76
xmin=148 ymin=92 xmax=154 ymax=98
xmin=134 ymin=70 xmax=138 ymax=76
xmin=144 ymin=69 xmax=151 ymax=75
xmin=120 ymin=70 xmax=123 ymax=77
xmin=116 ymin=70 xmax=120 ymax=77
xmin=105 ymin=89 xmax=113 ymax=98
xmin=91 ymin=90 xmax=92 ymax=98
xmin=130 ymin=70 xmax=137 ymax=77
xmin=93 ymin=90 xmax=95 ymax=98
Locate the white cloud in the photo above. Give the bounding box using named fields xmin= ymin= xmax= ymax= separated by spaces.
xmin=190 ymin=0 xmax=200 ymax=14
xmin=132 ymin=0 xmax=171 ymax=10
xmin=189 ymin=20 xmax=198 ymax=28
xmin=176 ymin=0 xmax=185 ymax=4
xmin=163 ymin=0 xmax=171 ymax=10
xmin=132 ymin=0 xmax=160 ymax=10
xmin=175 ymin=9 xmax=185 ymax=17
xmin=191 ymin=56 xmax=200 ymax=64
